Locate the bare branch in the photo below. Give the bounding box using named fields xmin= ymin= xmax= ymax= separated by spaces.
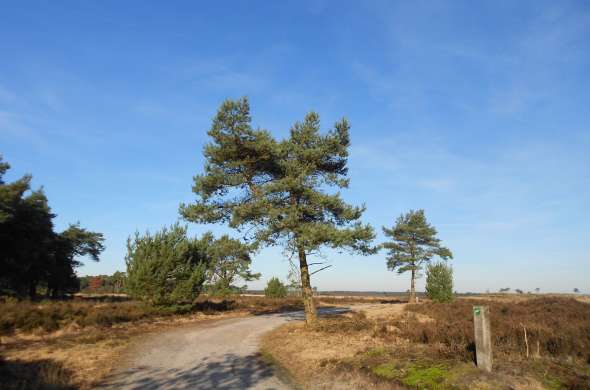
xmin=310 ymin=264 xmax=333 ymax=276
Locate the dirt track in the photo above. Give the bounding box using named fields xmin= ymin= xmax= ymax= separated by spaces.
xmin=96 ymin=308 xmax=348 ymax=390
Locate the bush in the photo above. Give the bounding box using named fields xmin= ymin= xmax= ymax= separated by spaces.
xmin=264 ymin=277 xmax=288 ymax=298
xmin=125 ymin=224 xmax=209 ymax=305
xmin=425 ymin=262 xmax=453 ymax=303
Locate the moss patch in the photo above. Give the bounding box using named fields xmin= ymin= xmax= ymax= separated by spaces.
xmin=371 ymin=361 xmax=452 ymax=389
xmin=404 ymin=365 xmax=449 ymax=388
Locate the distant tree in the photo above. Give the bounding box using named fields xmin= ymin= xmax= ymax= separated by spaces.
xmin=88 ymin=276 xmax=104 ymax=291
xmin=515 ymin=289 xmax=524 ymax=294
xmin=573 ymin=288 xmax=580 ymax=294
xmin=125 ymin=224 xmax=210 ymax=305
xmin=79 ymin=276 xmax=90 ymax=291
xmin=265 ymin=277 xmax=288 ymax=298
xmin=78 ymin=272 xmax=126 ymax=293
xmin=111 ymin=271 xmax=126 ymax=293
xmin=382 ymin=210 xmax=452 ymax=303
xmin=499 ymin=287 xmax=510 ymax=293
xmin=46 ymin=224 xmax=105 ymax=297
xmin=180 ymin=98 xmax=375 ymax=324
xmin=535 ymin=287 xmax=540 ymax=294
xmin=425 ymin=262 xmax=453 ymax=303
xmin=206 ymin=234 xmax=259 ymax=296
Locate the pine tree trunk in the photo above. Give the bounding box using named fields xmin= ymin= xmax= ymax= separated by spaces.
xmin=298 ymin=246 xmax=317 ymax=325
xmin=409 ymin=268 xmax=416 ymax=303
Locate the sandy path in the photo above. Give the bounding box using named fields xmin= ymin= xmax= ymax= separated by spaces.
xmin=96 ymin=308 xmax=347 ymax=390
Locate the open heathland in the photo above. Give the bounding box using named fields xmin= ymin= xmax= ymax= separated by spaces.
xmin=262 ymin=296 xmax=590 ymax=389
xmin=0 ymin=294 xmax=378 ymax=389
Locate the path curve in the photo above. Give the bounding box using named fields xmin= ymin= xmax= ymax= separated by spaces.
xmin=96 ymin=308 xmax=347 ymax=390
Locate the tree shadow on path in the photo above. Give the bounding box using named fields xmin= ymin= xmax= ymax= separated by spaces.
xmin=97 ymin=352 xmax=281 ymax=390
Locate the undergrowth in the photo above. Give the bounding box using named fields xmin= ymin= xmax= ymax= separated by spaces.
xmin=0 ymin=295 xmax=364 ymax=335
xmin=401 ymin=297 xmax=590 ymax=362
xmin=311 ymin=297 xmax=590 ymax=388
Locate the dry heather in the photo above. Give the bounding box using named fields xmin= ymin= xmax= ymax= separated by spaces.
xmin=263 ymin=297 xmax=590 ymax=389
xmin=0 ymin=294 xmax=375 ymax=337
xmin=0 ymin=294 xmax=365 ymax=389
xmin=0 ymin=295 xmax=305 ymax=337
xmin=401 ymin=297 xmax=590 ymax=362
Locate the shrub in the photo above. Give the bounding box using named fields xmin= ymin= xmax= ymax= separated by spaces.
xmin=425 ymin=262 xmax=453 ymax=303
xmin=264 ymin=277 xmax=288 ymax=298
xmin=125 ymin=224 xmax=209 ymax=305
xmin=314 ymin=310 xmax=370 ymax=333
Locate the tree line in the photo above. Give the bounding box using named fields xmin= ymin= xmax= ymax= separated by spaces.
xmin=0 ymin=156 xmax=105 ymax=298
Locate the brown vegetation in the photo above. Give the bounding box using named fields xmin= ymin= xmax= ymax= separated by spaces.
xmin=0 ymin=357 xmax=75 ymax=390
xmin=0 ymin=295 xmax=396 ymax=337
xmin=263 ymin=297 xmax=590 ymax=389
xmin=401 ymin=297 xmax=590 ymax=362
xmin=0 ymin=294 xmax=367 ymax=389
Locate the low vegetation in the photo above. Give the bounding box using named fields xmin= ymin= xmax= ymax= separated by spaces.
xmin=263 ymin=296 xmax=590 ymax=389
xmin=401 ymin=297 xmax=590 ymax=362
xmin=0 ymin=295 xmax=313 ymax=338
xmin=0 ymin=294 xmax=318 ymax=389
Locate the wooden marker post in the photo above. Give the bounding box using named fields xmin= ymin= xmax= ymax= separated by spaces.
xmin=473 ymin=305 xmax=492 ymax=372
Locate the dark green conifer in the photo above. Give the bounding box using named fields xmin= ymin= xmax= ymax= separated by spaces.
xmin=181 ymin=98 xmax=375 ymax=324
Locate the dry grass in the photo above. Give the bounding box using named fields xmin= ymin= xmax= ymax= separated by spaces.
xmin=0 ymin=294 xmax=361 ymax=389
xmin=262 ymin=320 xmax=396 ymax=389
xmin=1 ymin=309 xmax=249 ymax=389
xmin=0 ymin=294 xmax=389 ymax=338
xmin=402 ymin=297 xmax=590 ymax=361
xmin=262 ymin=297 xmax=590 ymax=389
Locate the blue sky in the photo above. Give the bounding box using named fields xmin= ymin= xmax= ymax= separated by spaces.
xmin=1 ymin=0 xmax=589 ymax=293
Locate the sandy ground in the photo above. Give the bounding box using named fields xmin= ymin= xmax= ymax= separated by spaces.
xmin=95 ymin=307 xmax=349 ymax=390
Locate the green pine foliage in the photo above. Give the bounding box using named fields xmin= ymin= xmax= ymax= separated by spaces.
xmin=382 ymin=209 xmax=452 ymax=303
xmin=125 ymin=224 xmax=210 ymax=305
xmin=206 ymin=235 xmax=260 ymax=296
xmin=180 ymin=97 xmax=375 ymax=323
xmin=264 ymin=277 xmax=288 ymax=298
xmin=0 ymin=155 xmax=104 ymax=298
xmin=125 ymin=224 xmax=258 ymax=305
xmin=425 ymin=262 xmax=454 ymax=302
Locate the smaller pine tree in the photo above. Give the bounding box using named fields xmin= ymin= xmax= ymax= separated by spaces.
xmin=425 ymin=262 xmax=453 ymax=303
xmin=264 ymin=277 xmax=288 ymax=298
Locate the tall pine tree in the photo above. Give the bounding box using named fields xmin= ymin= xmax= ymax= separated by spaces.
xmin=181 ymin=98 xmax=375 ymax=324
xmin=0 ymin=155 xmax=104 ymax=297
xmin=382 ymin=209 xmax=452 ymax=303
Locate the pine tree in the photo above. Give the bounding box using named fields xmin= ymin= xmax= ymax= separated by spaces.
xmin=0 ymin=155 xmax=104 ymax=298
xmin=265 ymin=277 xmax=288 ymax=298
xmin=125 ymin=224 xmax=211 ymax=305
xmin=425 ymin=262 xmax=453 ymax=303
xmin=181 ymin=98 xmax=375 ymax=324
xmin=382 ymin=209 xmax=452 ymax=303
xmin=206 ymin=234 xmax=260 ymax=296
